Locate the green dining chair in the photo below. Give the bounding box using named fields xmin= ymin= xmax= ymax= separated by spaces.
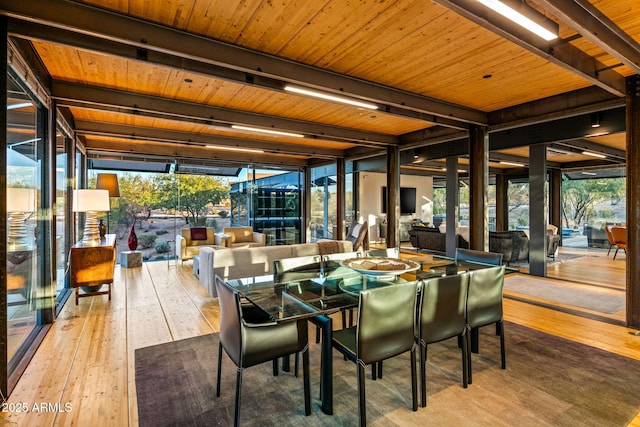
xmin=466 ymin=265 xmax=506 ymax=384
xmin=215 ymin=278 xmax=311 ymax=427
xmin=418 ymin=273 xmax=470 ymax=407
xmin=455 ymin=248 xmax=503 ymax=266
xmin=331 ymin=281 xmax=419 ymax=426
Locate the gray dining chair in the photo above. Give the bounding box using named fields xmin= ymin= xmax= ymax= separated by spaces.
xmin=455 ymin=248 xmax=503 ymax=266
xmin=365 ymin=247 xmax=400 ymax=258
xmin=418 ymin=273 xmax=470 ymax=407
xmin=466 ymin=265 xmax=506 ymax=384
xmin=331 ymin=281 xmax=419 ymax=426
xmin=215 ymin=278 xmax=311 ymax=427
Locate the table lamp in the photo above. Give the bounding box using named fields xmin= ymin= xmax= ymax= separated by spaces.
xmin=73 ymin=189 xmax=110 ymax=245
xmin=95 ymin=173 xmax=120 ymax=233
xmin=6 ymin=187 xmax=36 ymax=251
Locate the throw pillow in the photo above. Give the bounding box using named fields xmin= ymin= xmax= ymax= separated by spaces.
xmin=190 ymin=227 xmax=208 ymax=241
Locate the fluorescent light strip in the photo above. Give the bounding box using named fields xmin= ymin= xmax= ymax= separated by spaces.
xmin=499 ymin=161 xmax=525 ymax=167
xmin=581 ymin=151 xmax=606 ymax=159
xmin=581 ymin=172 xmax=597 ymax=176
xmin=7 ymin=102 xmax=33 ymax=110
xmin=476 ymin=0 xmax=558 ymax=41
xmin=205 ymin=145 xmax=264 ymax=154
xmin=230 ymin=125 xmax=304 ymax=138
xmin=284 ymin=86 xmax=378 ymax=110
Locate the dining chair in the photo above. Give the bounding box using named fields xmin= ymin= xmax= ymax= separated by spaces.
xmin=321 ymin=251 xmax=361 ymax=332
xmin=365 ymin=247 xmax=400 ymax=258
xmin=611 ymin=226 xmax=627 ymax=260
xmin=215 ymin=278 xmax=311 ymax=427
xmin=466 ymin=265 xmax=506 ymax=384
xmin=605 ymin=225 xmax=618 ymax=257
xmin=417 ymin=273 xmax=470 ymax=407
xmin=331 ymin=281 xmax=419 ymax=426
xmin=455 ymin=248 xmax=503 ymax=266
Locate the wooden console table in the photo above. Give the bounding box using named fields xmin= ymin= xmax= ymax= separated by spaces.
xmin=70 ymin=234 xmax=116 ymax=305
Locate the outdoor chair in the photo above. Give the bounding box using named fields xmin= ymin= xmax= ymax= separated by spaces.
xmin=215 ymin=278 xmax=311 ymax=427
xmin=466 ymin=266 xmax=506 ymax=384
xmin=331 ymin=281 xmax=419 ymax=426
xmin=417 ymin=274 xmax=470 ymax=407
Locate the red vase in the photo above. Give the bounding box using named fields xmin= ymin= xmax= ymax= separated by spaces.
xmin=128 ymin=223 xmax=138 ymax=251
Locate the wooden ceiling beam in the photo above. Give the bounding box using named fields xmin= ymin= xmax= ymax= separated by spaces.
xmin=434 ymin=0 xmax=627 ymax=97
xmin=2 ymin=0 xmax=486 ymax=127
xmin=74 ymin=120 xmax=344 ymax=159
xmin=83 ymin=139 xmax=309 ymax=167
xmin=537 ymin=0 xmax=640 ymax=74
xmin=51 ymin=81 xmax=396 ymax=146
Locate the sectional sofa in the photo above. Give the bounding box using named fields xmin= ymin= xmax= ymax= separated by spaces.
xmin=198 ymin=240 xmax=354 ymax=297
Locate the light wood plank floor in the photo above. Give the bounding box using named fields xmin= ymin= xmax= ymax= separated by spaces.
xmin=1 ymin=256 xmax=639 ymax=426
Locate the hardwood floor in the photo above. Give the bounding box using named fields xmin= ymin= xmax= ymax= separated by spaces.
xmin=1 ymin=256 xmax=639 ymax=426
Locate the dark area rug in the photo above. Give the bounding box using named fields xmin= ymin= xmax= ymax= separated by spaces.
xmin=135 ymin=323 xmax=640 ymax=426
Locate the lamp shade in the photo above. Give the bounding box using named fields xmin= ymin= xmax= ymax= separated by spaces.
xmin=6 ymin=187 xmax=36 ymax=212
xmin=73 ymin=189 xmax=110 ymax=212
xmin=95 ymin=173 xmax=120 ymax=197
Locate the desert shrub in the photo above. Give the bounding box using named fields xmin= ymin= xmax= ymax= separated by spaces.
xmin=138 ymin=234 xmax=157 ymax=249
xmin=218 ymin=210 xmax=228 ymax=218
xmin=155 ymin=229 xmax=168 ymax=236
xmin=155 ymin=241 xmax=170 ymax=253
xmin=206 ymin=218 xmax=219 ymax=231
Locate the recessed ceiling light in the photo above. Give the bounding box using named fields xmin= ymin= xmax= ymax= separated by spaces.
xmin=184 ymin=78 xmax=193 ymax=83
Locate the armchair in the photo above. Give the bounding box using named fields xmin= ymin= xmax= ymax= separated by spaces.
xmin=345 ymin=221 xmax=369 ymax=252
xmin=218 ymin=226 xmax=266 ymax=249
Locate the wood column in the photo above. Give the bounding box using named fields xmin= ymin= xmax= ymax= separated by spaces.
xmin=336 ymin=158 xmax=345 ymax=241
xmin=495 ymin=173 xmax=507 ymax=231
xmin=549 ymin=168 xmax=562 ymax=245
xmin=445 ymin=157 xmax=459 ymax=258
xmin=626 ymin=75 xmax=640 ymax=329
xmin=386 ymin=146 xmax=400 ymax=248
xmin=469 ymin=125 xmax=488 ymax=251
xmin=529 ymin=144 xmax=547 ymax=277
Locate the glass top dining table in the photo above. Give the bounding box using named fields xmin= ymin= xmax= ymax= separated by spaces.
xmin=226 ymin=253 xmax=505 ymax=415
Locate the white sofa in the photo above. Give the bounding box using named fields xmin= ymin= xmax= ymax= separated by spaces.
xmin=199 ymin=240 xmax=353 ymax=297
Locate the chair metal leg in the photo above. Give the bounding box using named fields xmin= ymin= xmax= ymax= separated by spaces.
xmin=461 ymin=332 xmax=469 ymax=388
xmin=410 ymin=348 xmax=418 ymax=412
xmin=295 ymin=352 xmax=299 ymax=378
xmin=467 ymin=330 xmax=473 ymax=385
xmin=357 ymin=363 xmax=367 ymax=427
xmin=303 ymin=347 xmax=311 ymax=416
xmin=499 ymin=320 xmax=506 ymax=369
xmin=371 ymin=363 xmax=377 ymax=380
xmin=216 ymin=342 xmax=223 ymax=397
xmin=614 ymin=247 xmax=619 ymax=259
xmin=377 ymin=361 xmax=383 ymax=379
xmin=420 ymin=343 xmax=427 ymax=407
xmin=272 ymin=359 xmax=278 ymax=376
xmin=234 ymin=367 xmax=243 ymax=427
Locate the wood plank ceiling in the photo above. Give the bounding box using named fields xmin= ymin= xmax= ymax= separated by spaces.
xmin=2 ymin=0 xmax=638 ymax=175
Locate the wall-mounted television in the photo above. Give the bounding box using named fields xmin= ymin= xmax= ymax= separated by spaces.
xmin=381 ymin=186 xmax=417 ymax=215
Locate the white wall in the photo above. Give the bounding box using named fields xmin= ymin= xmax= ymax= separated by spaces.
xmin=358 ymin=172 xmax=433 ymax=241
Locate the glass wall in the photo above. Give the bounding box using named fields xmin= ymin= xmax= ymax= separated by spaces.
xmin=55 ymin=129 xmax=70 ymax=302
xmin=229 ymin=168 xmax=303 ymax=245
xmin=6 ymin=72 xmax=44 ymax=364
xmin=310 ymin=164 xmax=337 ymax=241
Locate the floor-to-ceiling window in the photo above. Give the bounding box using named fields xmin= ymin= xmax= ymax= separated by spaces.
xmin=310 ymin=164 xmax=337 ymax=241
xmin=6 ymin=71 xmax=44 ymax=366
xmin=55 ymin=128 xmax=71 ymax=303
